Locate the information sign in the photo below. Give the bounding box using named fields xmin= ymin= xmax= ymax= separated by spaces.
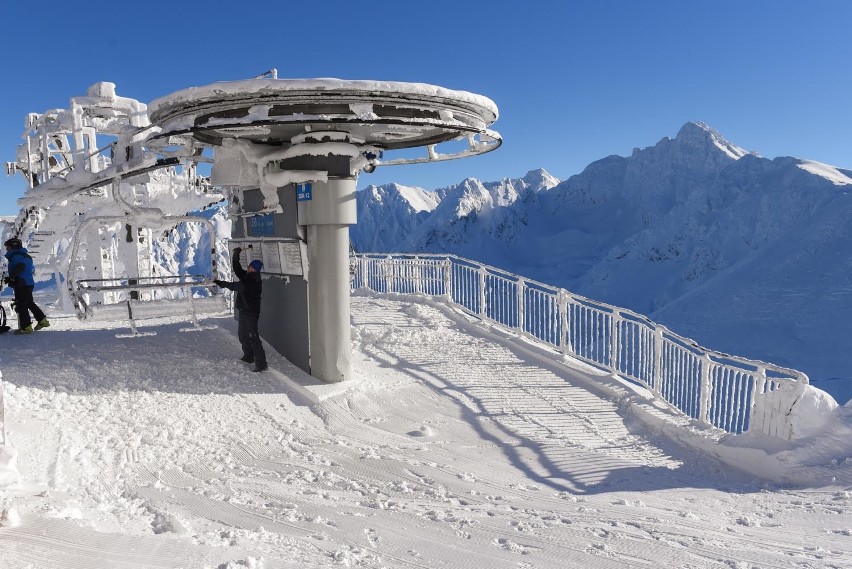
xmin=296 ymin=183 xmax=313 ymax=201
xmin=261 ymin=241 xmax=282 ymax=273
xmin=279 ymin=241 xmax=305 ymax=275
xmin=250 ymin=214 xmax=274 ymax=236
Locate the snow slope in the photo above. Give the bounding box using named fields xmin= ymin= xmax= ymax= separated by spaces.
xmin=0 ymin=293 xmax=850 ymax=568
xmin=355 ymin=184 xmax=443 ymax=254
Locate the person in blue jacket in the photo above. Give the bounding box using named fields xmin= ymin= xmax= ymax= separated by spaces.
xmin=3 ymin=237 xmax=49 ymax=335
xmin=213 ymin=247 xmax=267 ymax=372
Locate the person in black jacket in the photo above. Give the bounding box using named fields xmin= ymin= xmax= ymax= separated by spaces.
xmin=214 ymin=247 xmax=267 ymax=372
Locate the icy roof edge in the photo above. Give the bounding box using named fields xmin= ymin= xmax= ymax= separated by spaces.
xmin=149 ymin=78 xmax=499 ymax=121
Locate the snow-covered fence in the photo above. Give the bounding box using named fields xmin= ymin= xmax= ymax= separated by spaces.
xmin=352 ymin=253 xmax=809 ymax=440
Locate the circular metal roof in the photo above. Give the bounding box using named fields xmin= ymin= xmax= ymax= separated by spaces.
xmin=148 ymin=78 xmax=499 ymax=151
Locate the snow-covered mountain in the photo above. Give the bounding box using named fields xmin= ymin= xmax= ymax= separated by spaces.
xmin=355 ymin=183 xmax=444 ymax=253
xmin=353 ymin=168 xmax=561 ymax=269
xmin=351 ymin=122 xmax=852 ymax=402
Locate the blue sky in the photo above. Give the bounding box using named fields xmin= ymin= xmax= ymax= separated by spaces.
xmin=1 ymin=0 xmax=850 ymax=215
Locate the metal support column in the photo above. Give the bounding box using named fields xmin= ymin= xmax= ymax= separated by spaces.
xmin=307 ymin=223 xmax=352 ymax=382
xmin=298 ymin=177 xmax=357 ymax=382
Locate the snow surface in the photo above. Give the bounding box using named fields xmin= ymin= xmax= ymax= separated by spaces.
xmin=394 ymin=186 xmax=440 ymax=214
xmin=0 ymin=292 xmax=850 ymax=568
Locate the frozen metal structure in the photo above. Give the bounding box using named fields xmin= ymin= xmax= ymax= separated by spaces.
xmin=148 ymin=74 xmax=501 ymax=381
xmin=4 ymin=82 xmax=225 ymax=335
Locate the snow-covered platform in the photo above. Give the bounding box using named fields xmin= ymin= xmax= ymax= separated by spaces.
xmin=0 ymin=296 xmax=849 ymax=568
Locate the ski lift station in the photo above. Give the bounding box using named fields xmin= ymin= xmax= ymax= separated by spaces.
xmin=3 ymin=71 xmax=502 ymax=383
xmin=1 ymin=70 xmax=833 ymax=465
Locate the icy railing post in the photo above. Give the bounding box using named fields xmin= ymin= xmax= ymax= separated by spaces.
xmin=413 ymin=256 xmax=421 ymax=295
xmin=699 ymin=355 xmax=713 ymax=425
xmin=478 ymin=267 xmax=487 ymax=319
xmin=384 ymin=255 xmax=392 ymax=293
xmin=652 ymin=328 xmax=664 ymax=395
xmin=443 ymin=259 xmax=452 ymax=300
xmin=516 ymin=279 xmax=525 ymax=333
xmin=610 ymin=313 xmax=621 ymax=374
xmin=749 ymin=366 xmax=769 ymax=436
xmin=559 ymin=290 xmax=572 ymax=356
xmin=358 ymin=256 xmax=367 ymax=290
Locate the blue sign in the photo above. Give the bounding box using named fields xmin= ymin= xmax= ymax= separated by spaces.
xmin=250 ymin=214 xmax=275 ymax=236
xmin=296 ymin=183 xmax=313 ymax=201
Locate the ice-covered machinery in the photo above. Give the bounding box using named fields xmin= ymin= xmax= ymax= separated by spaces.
xmin=4 ymin=82 xmax=226 ymax=334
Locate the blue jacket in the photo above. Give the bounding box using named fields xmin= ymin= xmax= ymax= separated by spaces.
xmin=5 ymin=246 xmax=35 ymax=287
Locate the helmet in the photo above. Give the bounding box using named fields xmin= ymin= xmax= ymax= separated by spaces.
xmin=3 ymin=237 xmax=22 ymax=249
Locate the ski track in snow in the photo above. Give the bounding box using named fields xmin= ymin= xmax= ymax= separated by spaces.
xmin=0 ymin=296 xmax=848 ymax=568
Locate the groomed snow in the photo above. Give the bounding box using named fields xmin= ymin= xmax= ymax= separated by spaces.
xmin=0 ymin=293 xmax=850 ymax=568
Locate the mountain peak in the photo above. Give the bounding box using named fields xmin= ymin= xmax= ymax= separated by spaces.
xmin=675 ymin=122 xmax=753 ymax=160
xmin=521 ymin=169 xmax=560 ymax=191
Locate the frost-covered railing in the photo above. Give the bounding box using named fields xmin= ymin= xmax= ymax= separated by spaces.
xmin=352 ymin=254 xmax=809 ymax=440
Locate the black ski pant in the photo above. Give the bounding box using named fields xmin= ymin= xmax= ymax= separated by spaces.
xmin=14 ymin=285 xmax=46 ymax=329
xmin=237 ymin=309 xmax=266 ymax=368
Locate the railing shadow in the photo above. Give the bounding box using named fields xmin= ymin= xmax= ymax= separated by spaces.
xmin=354 ymin=298 xmax=765 ymax=496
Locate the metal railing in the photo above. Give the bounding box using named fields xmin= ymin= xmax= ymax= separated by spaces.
xmin=352 ymin=253 xmax=809 ymax=440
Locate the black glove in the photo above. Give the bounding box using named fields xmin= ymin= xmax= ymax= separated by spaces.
xmin=3 ymin=277 xmax=12 ymax=285
xmin=213 ymin=279 xmax=224 ymax=287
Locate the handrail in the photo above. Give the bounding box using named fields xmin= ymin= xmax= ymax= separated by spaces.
xmin=352 ymin=253 xmax=809 ymax=440
xmin=75 ymin=274 xmax=211 ymax=292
